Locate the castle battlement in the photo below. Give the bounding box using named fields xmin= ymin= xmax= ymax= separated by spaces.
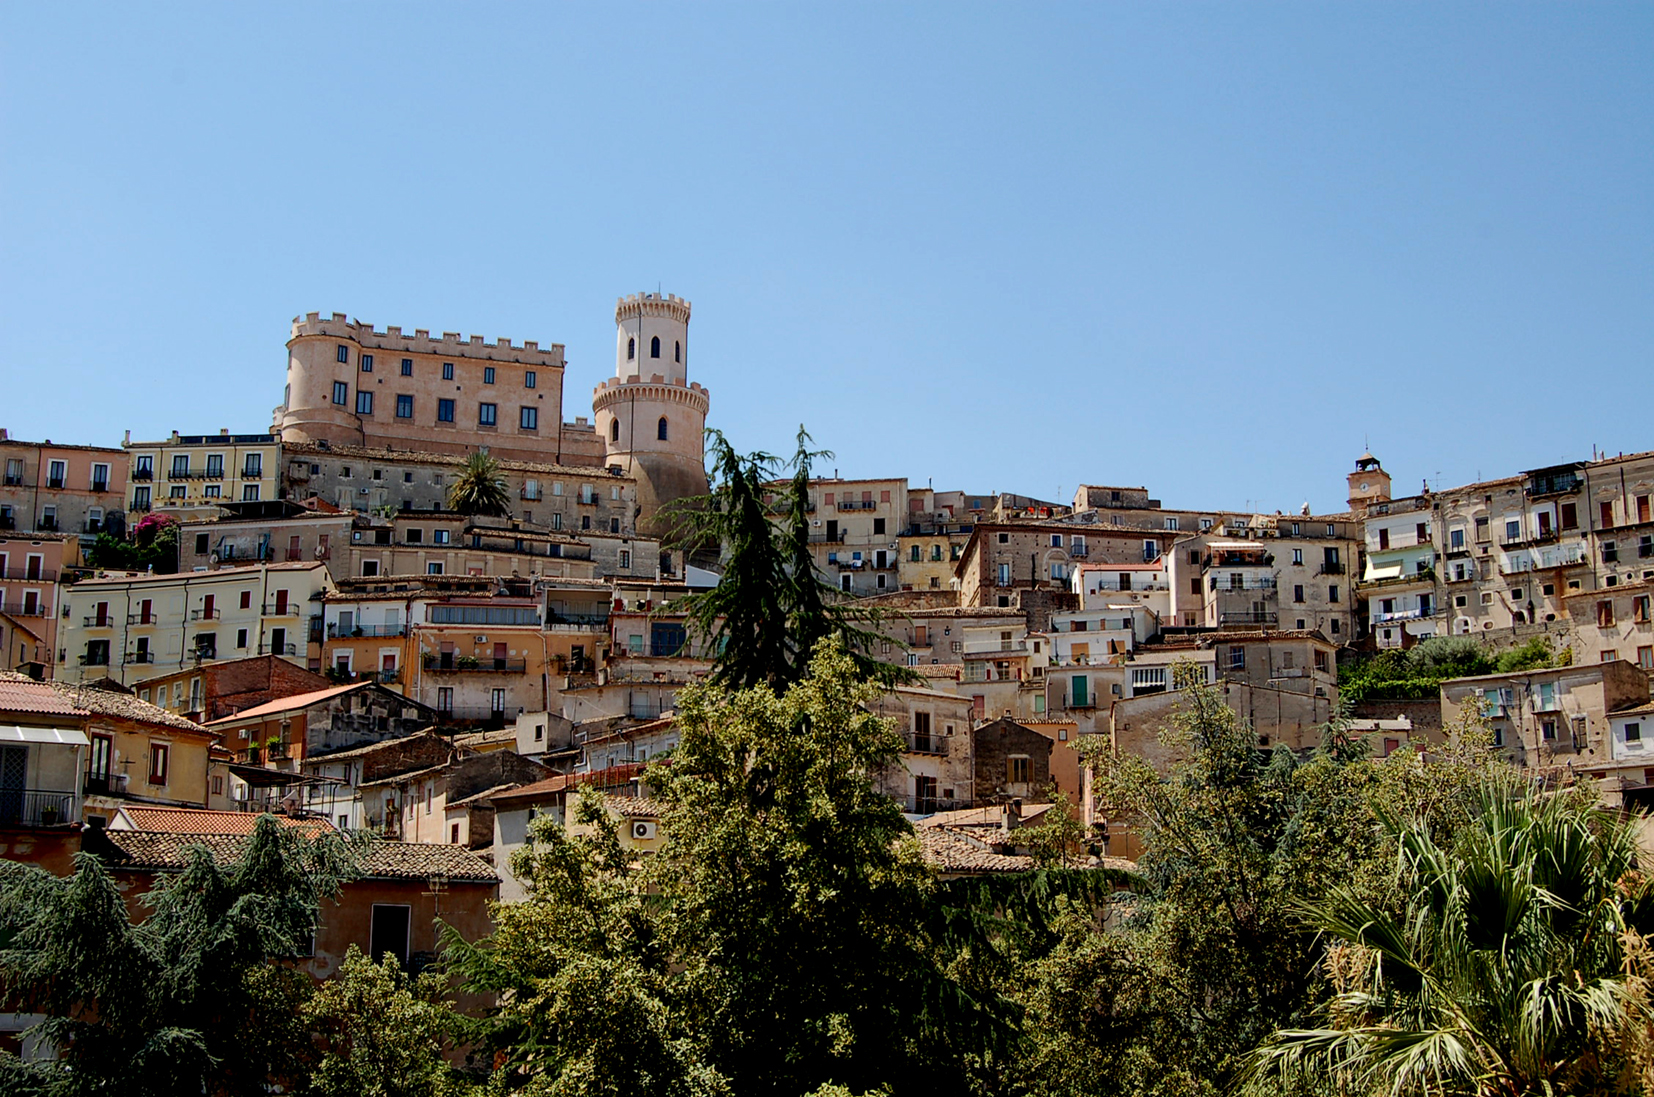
xmin=614 ymin=292 xmax=692 ymax=324
xmin=594 ymin=376 xmax=708 ymax=395
xmin=289 ymin=312 xmax=567 ymax=366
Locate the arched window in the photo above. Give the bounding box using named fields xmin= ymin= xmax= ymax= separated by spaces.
xmin=674 ymin=340 xmax=681 ymax=363
xmin=627 ymin=337 xmax=635 ymax=360
xmin=650 ymin=336 xmax=661 ymax=359
xmin=657 ymin=417 xmax=669 ymax=441
xmin=610 ymin=420 xmax=620 ymax=442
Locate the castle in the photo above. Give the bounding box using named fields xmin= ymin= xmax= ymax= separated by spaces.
xmin=274 ymin=293 xmax=710 ymax=529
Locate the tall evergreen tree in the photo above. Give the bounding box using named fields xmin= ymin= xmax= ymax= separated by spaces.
xmin=0 ymin=816 xmax=363 ymax=1096
xmin=669 ymin=428 xmax=909 ymax=690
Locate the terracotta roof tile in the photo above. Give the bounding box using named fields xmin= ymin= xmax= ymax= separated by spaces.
xmin=0 ymin=672 xmax=209 ymax=733
xmin=114 ymin=806 xmax=334 ymax=836
xmin=605 ymin=794 xmax=663 ymax=818
xmin=97 ymin=830 xmax=499 ymax=883
xmin=915 ymin=827 xmax=1036 ymax=874
xmin=205 ymin=682 xmax=375 ymax=725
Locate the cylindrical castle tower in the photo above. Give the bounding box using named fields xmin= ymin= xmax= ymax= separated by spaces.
xmin=592 ymin=292 xmax=710 ymax=536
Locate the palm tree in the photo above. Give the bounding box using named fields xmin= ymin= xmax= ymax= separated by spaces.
xmin=1246 ymin=775 xmax=1654 ymax=1095
xmin=446 ymin=453 xmax=511 ymax=517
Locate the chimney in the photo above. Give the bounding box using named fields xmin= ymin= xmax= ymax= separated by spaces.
xmin=220 ymin=428 xmax=229 ymax=436
xmin=0 ymin=428 xmax=7 ymax=441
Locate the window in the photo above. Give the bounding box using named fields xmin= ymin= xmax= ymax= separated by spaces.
xmin=1293 ymin=584 xmax=1304 ymax=603
xmin=360 ymin=353 xmax=374 ymax=372
xmin=1228 ymin=645 xmax=1247 ymax=670
xmin=149 ymin=743 xmax=170 ymax=785
xmin=1329 ymin=585 xmax=1340 ymax=603
xmin=437 ymin=399 xmax=455 ymax=423
xmin=619 ymin=550 xmax=631 ymax=569
xmin=520 ymin=407 xmax=538 ymax=430
xmin=1165 ymin=517 xmax=1179 ymax=531
xmin=355 ymin=391 xmax=374 ymax=415
xmin=241 ymin=485 xmax=260 ymax=501
xmin=433 ymin=529 xmax=449 ymax=544
xmin=873 ymin=518 xmax=886 ymax=535
xmin=650 ymin=335 xmax=661 ymax=358
xmin=657 ymin=417 xmax=668 ymax=441
xmin=674 ymin=340 xmax=681 ymax=362
xmin=482 ymin=366 xmax=495 ymax=385
xmin=1292 ymin=548 xmax=1303 ymax=565
xmin=442 ymin=362 xmax=454 ymax=380
xmin=525 ymin=370 xmax=536 ymax=388
xmin=395 ymin=394 xmax=414 ymax=418
xmin=426 ymin=562 xmax=444 ymax=575
xmin=406 ymin=527 xmax=423 ymax=544
xmin=337 ymin=345 xmax=350 ymax=363
xmin=610 ymin=420 xmax=620 ymax=441
xmin=91 ymin=462 xmax=109 ymax=491
xmin=236 ymin=628 xmax=248 ymax=649
xmin=627 ymin=337 xmax=635 ymax=360
xmin=1007 ymin=756 xmax=1031 ymax=785
xmin=998 ymin=533 xmax=1009 ymax=544
xmin=369 ymin=904 xmax=411 ymax=967
xmin=479 ymin=403 xmax=497 ymax=426
xmin=1639 ymin=646 xmax=1653 ymax=670
xmin=1051 ymin=534 xmax=1062 ymax=547
xmin=1604 ymin=541 xmax=1619 ymax=563
xmin=401 ymin=358 xmax=413 ymax=376
xmin=1598 ymin=601 xmax=1615 ymax=628
xmin=1629 ymin=722 xmax=1643 ymax=743
xmin=332 ymin=381 xmax=349 ymax=405
xmin=911 ymin=545 xmax=921 ymax=562
xmin=1561 ymin=502 xmax=1578 ymax=529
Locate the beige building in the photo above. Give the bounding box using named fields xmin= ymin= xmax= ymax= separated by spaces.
xmin=0 ymin=432 xmax=128 ymax=545
xmin=123 ymin=431 xmax=281 ymax=521
xmin=1564 ymin=581 xmax=1654 ymax=674
xmin=57 ymin=562 xmax=333 ymax=684
xmin=868 ymin=687 xmax=976 ymax=814
xmin=795 ymin=477 xmax=910 ymax=597
xmin=277 ymin=312 xmax=601 ymax=467
xmin=1440 ymin=660 xmax=1651 ymax=804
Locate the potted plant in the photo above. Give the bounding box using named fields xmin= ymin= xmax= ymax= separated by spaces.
xmin=457 ymin=655 xmax=480 ymax=670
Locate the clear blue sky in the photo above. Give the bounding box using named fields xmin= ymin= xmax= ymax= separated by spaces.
xmin=3 ymin=4 xmax=1649 ymax=514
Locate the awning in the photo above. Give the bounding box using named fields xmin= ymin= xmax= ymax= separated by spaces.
xmin=0 ymin=725 xmax=90 ymax=747
xmin=1206 ymin=541 xmax=1265 ymax=550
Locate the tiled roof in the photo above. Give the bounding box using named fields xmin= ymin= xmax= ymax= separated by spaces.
xmin=205 ymin=682 xmax=373 ymax=725
xmin=915 ymin=827 xmax=1036 ymax=874
xmin=0 ymin=672 xmax=209 ymax=734
xmin=486 ymin=762 xmax=645 ymax=806
xmin=605 ymin=794 xmax=663 ymax=819
xmin=114 ymin=806 xmax=334 ymax=836
xmin=97 ymin=830 xmax=499 ymax=883
xmin=282 ymin=439 xmax=627 ymax=480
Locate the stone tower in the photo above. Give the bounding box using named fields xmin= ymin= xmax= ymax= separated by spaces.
xmin=591 ymin=293 xmax=710 ymax=535
xmin=1347 ymin=452 xmax=1392 ymax=512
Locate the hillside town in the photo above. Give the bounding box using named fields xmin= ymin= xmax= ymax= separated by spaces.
xmin=4 ymin=294 xmax=1654 ymax=1088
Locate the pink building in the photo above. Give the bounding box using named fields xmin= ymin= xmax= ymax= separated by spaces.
xmin=0 ymin=534 xmax=77 ymax=675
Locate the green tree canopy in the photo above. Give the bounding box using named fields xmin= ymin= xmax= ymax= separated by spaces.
xmin=0 ymin=815 xmax=363 ymax=1096
xmin=446 ymin=453 xmax=512 ymax=517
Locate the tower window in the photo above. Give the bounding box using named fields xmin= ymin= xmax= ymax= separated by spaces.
xmin=478 ymin=403 xmax=497 ymax=427
xmin=650 ymin=336 xmax=661 ymax=359
xmin=483 ymin=366 xmax=495 ymax=385
xmin=674 ymin=340 xmax=681 ymax=363
xmin=400 ymin=358 xmax=413 ymax=376
xmin=525 ymin=370 xmax=536 ymax=388
xmin=360 ymin=354 xmax=373 ymax=372
xmin=657 ymin=417 xmax=669 ymax=441
xmin=610 ymin=420 xmax=620 ymax=442
xmin=627 ymin=338 xmax=635 ymax=360
xmin=442 ymin=362 xmax=454 ymax=380
xmin=336 ymin=345 xmax=349 ymax=363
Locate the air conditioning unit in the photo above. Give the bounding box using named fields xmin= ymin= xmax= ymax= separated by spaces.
xmin=631 ymin=820 xmax=657 ymax=841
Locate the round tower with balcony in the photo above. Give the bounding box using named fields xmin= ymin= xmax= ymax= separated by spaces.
xmin=591 ymin=292 xmax=710 ymax=536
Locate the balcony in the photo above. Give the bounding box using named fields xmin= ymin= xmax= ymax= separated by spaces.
xmin=2 ymin=603 xmax=48 ymax=617
xmin=0 ymin=789 xmax=79 ymax=827
xmin=1317 ymin=562 xmax=1346 ymax=575
xmin=127 ymin=612 xmax=156 ymax=625
xmin=1 ymin=475 xmax=23 ymax=487
xmin=78 ymin=652 xmax=110 ymax=667
xmin=242 ymin=468 xmax=264 ymax=480
xmin=124 ymin=651 xmax=154 ymax=665
xmin=1219 ymin=611 xmax=1279 ymax=626
xmin=327 ymin=623 xmax=408 ymax=639
xmin=46 ymin=479 xmax=64 ymax=491
xmin=421 ymin=655 xmax=527 ymax=674
xmin=131 ymin=468 xmax=153 ymax=481
xmin=82 ymin=615 xmax=114 ymax=628
xmin=37 ymin=518 xmax=57 ymax=531
xmin=262 ymin=604 xmax=302 ymax=617
xmin=963 ymin=641 xmax=1029 ymax=656
xmin=90 ymin=480 xmax=110 ymax=494
xmin=897 ymin=795 xmax=971 ymax=816
xmin=0 ymin=567 xmax=55 ymax=582
xmin=901 ymin=733 xmax=948 ymax=756
xmin=267 ymin=643 xmax=299 ymax=656
xmin=190 ymin=608 xmax=221 ymax=621
xmin=0 ymin=515 xmax=13 ymax=530
xmin=1210 ymin=577 xmax=1278 ymax=591
xmin=808 ymin=532 xmax=846 ymax=544
xmin=837 ymin=500 xmax=879 ymax=511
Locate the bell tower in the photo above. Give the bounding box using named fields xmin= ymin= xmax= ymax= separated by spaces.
xmin=592 ymin=292 xmax=710 ymax=536
xmin=1347 ymin=452 xmax=1392 ymax=512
